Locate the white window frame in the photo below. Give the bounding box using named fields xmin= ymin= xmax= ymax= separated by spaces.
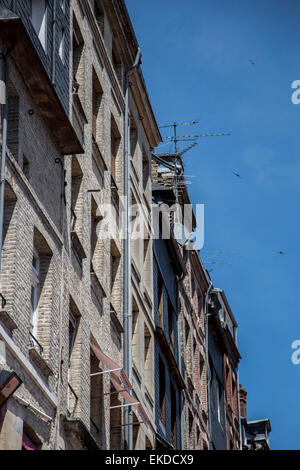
xmin=31 ymin=249 xmax=40 ymax=338
xmin=68 ymin=312 xmax=78 ymax=369
xmin=58 ymin=21 xmax=65 ymax=63
xmin=216 ymin=378 xmax=223 ymax=424
xmin=31 ymin=0 xmax=47 ymax=51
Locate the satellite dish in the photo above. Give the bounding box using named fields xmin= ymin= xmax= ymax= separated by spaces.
xmin=173 ymin=223 xmax=194 ymax=246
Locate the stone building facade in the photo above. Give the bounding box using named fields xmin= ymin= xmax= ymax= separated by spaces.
xmin=0 ymin=0 xmax=159 ymax=450
xmin=180 ymin=251 xmax=210 ymax=450
xmin=0 ymin=0 xmax=82 ymax=450
xmin=0 ymin=0 xmax=264 ymax=452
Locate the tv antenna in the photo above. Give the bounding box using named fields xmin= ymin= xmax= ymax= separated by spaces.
xmin=201 ymin=250 xmax=236 ymax=267
xmin=158 ymin=119 xmax=230 ymax=209
xmin=159 ymin=120 xmax=201 ymax=155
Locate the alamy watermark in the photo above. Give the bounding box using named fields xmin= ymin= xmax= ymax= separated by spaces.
xmin=291 ymin=80 xmax=300 ymax=104
xmin=93 ymin=198 xmax=205 ymax=250
xmin=291 ymin=340 xmax=300 ymax=365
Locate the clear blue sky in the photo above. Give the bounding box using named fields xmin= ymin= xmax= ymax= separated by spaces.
xmin=125 ymin=0 xmax=300 ymax=450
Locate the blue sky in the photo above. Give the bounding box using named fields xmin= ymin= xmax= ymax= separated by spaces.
xmin=126 ymin=0 xmax=300 ymax=450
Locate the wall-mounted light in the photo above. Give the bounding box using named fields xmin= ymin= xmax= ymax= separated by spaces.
xmin=0 ymin=370 xmax=22 ymax=408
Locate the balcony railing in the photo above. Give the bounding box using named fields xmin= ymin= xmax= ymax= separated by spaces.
xmin=29 ymin=331 xmax=43 ymax=355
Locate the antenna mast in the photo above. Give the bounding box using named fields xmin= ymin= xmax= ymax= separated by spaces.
xmin=158 ymin=120 xmax=231 ymax=204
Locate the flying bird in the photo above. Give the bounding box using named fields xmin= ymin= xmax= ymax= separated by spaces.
xmin=276 ymin=250 xmax=286 ymax=255
xmin=249 ymin=60 xmax=255 ymax=65
xmin=232 ymin=172 xmax=242 ymax=178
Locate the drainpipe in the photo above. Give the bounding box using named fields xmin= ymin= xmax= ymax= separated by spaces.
xmin=204 ymin=280 xmax=213 ymax=449
xmin=123 ymin=47 xmax=141 ymax=450
xmin=0 ymin=42 xmax=15 ymax=287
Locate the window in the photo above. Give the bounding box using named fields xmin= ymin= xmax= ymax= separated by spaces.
xmin=110 ymin=245 xmax=120 ymax=289
xmin=110 ymin=239 xmax=121 ymax=311
xmin=196 ymin=426 xmax=201 ymax=449
xmin=143 ymin=237 xmax=151 ymax=295
xmin=159 ymin=357 xmax=166 ymax=427
xmin=111 ymin=115 xmax=120 ymax=184
xmin=30 ymin=229 xmax=53 ymax=353
xmin=157 ymin=273 xmax=163 ymax=326
xmin=232 ymin=374 xmax=237 ymax=414
xmin=130 ymin=193 xmax=140 ymax=269
xmin=143 ymin=238 xmax=150 ymax=267
xmin=132 ymin=415 xmax=140 ymax=450
xmin=23 ymin=155 xmax=30 ymax=180
xmin=90 ymin=196 xmax=101 ymax=276
xmin=72 ymin=15 xmax=84 ymax=102
xmin=144 ymin=324 xmax=152 ymax=393
xmin=71 ymin=157 xmax=83 ymax=235
xmin=171 ymin=383 xmax=177 ymax=448
xmin=67 ymin=311 xmax=78 ymax=411
xmin=31 ymin=249 xmax=40 ymax=338
xmin=90 ymin=348 xmax=103 ymax=441
xmin=112 ymin=42 xmax=123 ymax=88
xmin=168 ymin=300 xmax=174 ymax=348
xmin=142 ymin=152 xmax=150 ymax=193
xmin=188 ymin=409 xmax=193 ymax=440
xmin=216 ymin=378 xmax=222 ymax=423
xmin=68 ymin=298 xmax=81 ymax=414
xmin=197 ymin=291 xmax=203 ymax=318
xmin=68 ymin=312 xmax=78 ymax=368
xmin=185 ymin=318 xmax=190 ymax=345
xmin=59 ymin=0 xmax=65 ymax=13
xmin=31 ymin=0 xmax=47 ymax=51
xmin=193 ymin=337 xmax=197 ymax=355
xmin=199 ymin=355 xmax=205 ymax=381
xmin=132 ymin=301 xmax=140 ymax=374
xmin=58 ymin=22 xmax=65 ymax=63
xmin=92 ymin=71 xmax=103 ymax=141
xmin=130 ymin=118 xmax=138 ymax=168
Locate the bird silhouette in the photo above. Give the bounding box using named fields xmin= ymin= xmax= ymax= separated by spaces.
xmin=276 ymin=251 xmax=286 ymax=255
xmin=233 ymin=172 xmax=242 ymax=178
xmin=249 ymin=60 xmax=255 ymax=65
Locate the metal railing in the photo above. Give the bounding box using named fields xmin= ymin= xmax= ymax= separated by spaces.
xmin=29 ymin=331 xmax=43 ymax=355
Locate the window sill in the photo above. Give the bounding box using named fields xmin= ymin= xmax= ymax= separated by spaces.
xmin=29 ymin=346 xmax=53 ymax=378
xmin=0 ymin=309 xmax=17 ymax=332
